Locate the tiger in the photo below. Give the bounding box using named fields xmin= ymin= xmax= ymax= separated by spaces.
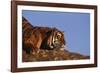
xmin=22 ymin=17 xmax=65 ymax=54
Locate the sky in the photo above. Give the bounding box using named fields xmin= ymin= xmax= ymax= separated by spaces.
xmin=22 ymin=10 xmax=90 ymax=56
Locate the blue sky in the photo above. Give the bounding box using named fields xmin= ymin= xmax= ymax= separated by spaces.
xmin=22 ymin=10 xmax=90 ymax=56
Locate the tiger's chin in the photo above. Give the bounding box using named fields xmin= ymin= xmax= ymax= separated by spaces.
xmin=60 ymin=45 xmax=65 ymax=51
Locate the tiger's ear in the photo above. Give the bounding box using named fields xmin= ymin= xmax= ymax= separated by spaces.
xmin=52 ymin=27 xmax=57 ymax=30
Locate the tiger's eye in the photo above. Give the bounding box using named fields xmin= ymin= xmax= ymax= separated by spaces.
xmin=57 ymin=35 xmax=61 ymax=38
xmin=57 ymin=36 xmax=59 ymax=38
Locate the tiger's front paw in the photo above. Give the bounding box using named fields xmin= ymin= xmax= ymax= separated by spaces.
xmin=50 ymin=45 xmax=53 ymax=49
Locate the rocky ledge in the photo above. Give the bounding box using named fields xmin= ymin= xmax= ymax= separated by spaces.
xmin=22 ymin=49 xmax=90 ymax=62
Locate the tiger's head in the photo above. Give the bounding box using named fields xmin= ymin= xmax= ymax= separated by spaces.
xmin=47 ymin=28 xmax=65 ymax=50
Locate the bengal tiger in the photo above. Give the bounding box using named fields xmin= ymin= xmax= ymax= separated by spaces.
xmin=22 ymin=17 xmax=65 ymax=54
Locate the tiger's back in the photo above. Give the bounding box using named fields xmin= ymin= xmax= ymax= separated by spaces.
xmin=22 ymin=17 xmax=66 ymax=54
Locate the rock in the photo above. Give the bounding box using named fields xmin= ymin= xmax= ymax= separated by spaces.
xmin=22 ymin=49 xmax=90 ymax=62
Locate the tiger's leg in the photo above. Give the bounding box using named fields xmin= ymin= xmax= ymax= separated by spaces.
xmin=35 ymin=34 xmax=42 ymax=54
xmin=47 ymin=34 xmax=53 ymax=49
xmin=31 ymin=35 xmax=42 ymax=54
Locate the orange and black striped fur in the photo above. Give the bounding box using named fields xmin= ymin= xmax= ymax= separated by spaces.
xmin=22 ymin=17 xmax=65 ymax=54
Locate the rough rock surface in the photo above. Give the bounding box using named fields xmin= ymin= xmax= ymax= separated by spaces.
xmin=22 ymin=49 xmax=89 ymax=62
